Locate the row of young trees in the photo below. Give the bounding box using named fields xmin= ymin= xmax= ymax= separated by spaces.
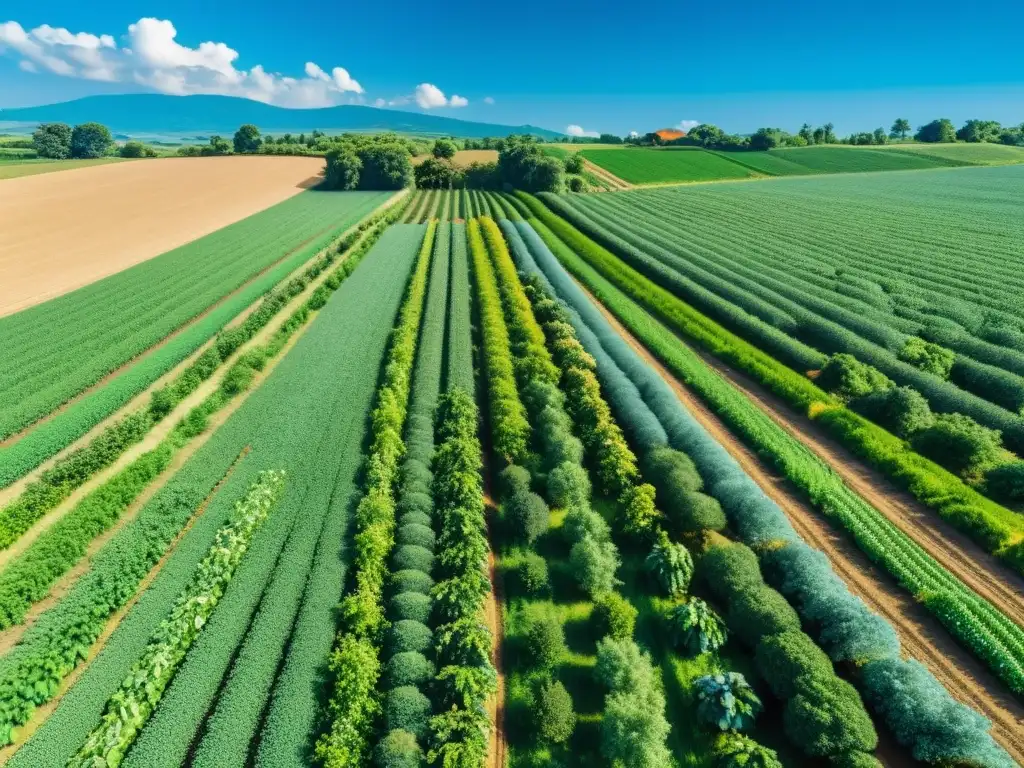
xmin=32 ymin=122 xmax=116 ymax=159
xmin=414 ymin=136 xmax=565 ymax=193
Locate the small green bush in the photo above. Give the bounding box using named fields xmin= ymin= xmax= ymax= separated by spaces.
xmin=374 ymin=729 xmax=423 ymax=768
xmin=517 ymin=552 xmax=550 ymax=596
xmin=818 ymin=354 xmax=892 ymax=400
xmin=505 ymin=489 xmax=550 ymax=544
xmin=699 ymin=543 xmax=763 ymax=603
xmin=392 ymin=545 xmax=434 ymax=573
xmin=898 ymin=337 xmax=954 ymax=379
xmin=534 ymin=678 xmax=576 ymax=744
xmin=384 ymin=651 xmax=436 ymax=689
xmin=396 ymin=523 xmax=436 ymax=551
xmin=398 ymin=491 xmax=433 ymax=518
xmin=829 ymin=751 xmax=883 ymax=768
xmin=385 ymin=686 xmax=432 ymax=739
xmin=526 ymin=613 xmax=566 ymax=671
xmin=728 ymin=585 xmax=801 ymax=647
xmin=666 ymin=598 xmax=727 ymax=655
xmin=712 ymin=733 xmax=783 ymax=768
xmin=547 ymin=462 xmax=591 ymax=509
xmin=500 ymin=464 xmax=532 ymax=497
xmin=645 ymin=531 xmax=694 ymax=597
xmin=669 ymin=491 xmax=727 ymax=533
xmin=985 ymin=461 xmax=1024 ymax=502
xmin=783 ymin=675 xmax=877 ymax=758
xmin=911 ymin=413 xmax=1004 ymax=474
xmin=390 ymin=592 xmax=433 ymax=624
xmin=388 ymin=620 xmax=433 ymax=655
xmin=397 ymin=511 xmax=433 ymax=530
xmin=593 ymin=592 xmax=638 ymax=640
xmin=695 ymin=672 xmax=762 ymax=732
xmin=391 ymin=569 xmax=434 ymax=596
xmin=643 ymin=446 xmax=703 ymax=492
xmin=755 ymin=630 xmax=833 ymax=699
xmin=851 ymin=386 xmax=934 ymax=438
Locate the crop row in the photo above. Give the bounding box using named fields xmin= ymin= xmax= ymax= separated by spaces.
xmin=446 ymin=224 xmax=474 ymax=395
xmin=0 ymin=223 xmax=425 ymax=764
xmin=68 ymin=472 xmax=286 ymax=766
xmin=507 ymin=216 xmax=1014 ymax=767
xmin=522 ymin=192 xmax=1024 ymax=572
xmin=0 ymin=190 xmax=391 ymax=443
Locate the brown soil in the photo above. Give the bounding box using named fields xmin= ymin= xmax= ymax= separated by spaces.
xmin=0 ymin=156 xmax=325 ymax=317
xmin=583 ymin=287 xmax=1024 ymax=763
xmin=583 ymin=158 xmax=632 ymax=190
xmin=479 ymin=450 xmax=508 ymax=768
xmin=412 ymin=150 xmax=499 ymax=168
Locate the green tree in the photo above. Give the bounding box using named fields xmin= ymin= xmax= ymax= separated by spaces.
xmin=798 ymin=123 xmax=814 ymax=144
xmin=526 ymin=613 xmax=566 ymax=671
xmin=749 ymin=128 xmax=783 ymax=151
xmin=687 ymin=124 xmax=727 ymax=148
xmin=598 ymin=133 xmax=623 ymax=144
xmin=890 ymin=118 xmax=911 ymax=139
xmin=414 ymin=157 xmax=462 ymax=190
xmin=70 ymin=122 xmax=113 ymax=158
xmin=324 ymin=148 xmax=362 ymax=190
xmin=872 ymin=127 xmax=888 ymax=145
xmin=645 ymin=530 xmax=694 ymax=597
xmin=564 ymin=153 xmax=585 ymax=174
xmin=915 ymin=119 xmax=956 ymax=143
xmin=534 ymin=679 xmax=576 ymax=744
xmin=432 ymin=138 xmax=457 ymax=159
xmin=823 ymin=123 xmax=837 ymax=143
xmin=956 ymin=119 xmax=1002 ymax=143
xmin=32 ymin=123 xmax=72 ymax=159
xmin=233 ymin=123 xmax=262 ymax=153
xmin=119 ymin=141 xmax=146 ymax=158
xmin=207 ymin=135 xmax=231 ymax=155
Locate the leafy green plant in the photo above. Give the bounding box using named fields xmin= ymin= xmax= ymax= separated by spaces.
xmin=666 ymin=598 xmax=727 ymax=655
xmin=695 ymin=672 xmax=763 ymax=732
xmin=645 ymin=530 xmax=694 ymax=597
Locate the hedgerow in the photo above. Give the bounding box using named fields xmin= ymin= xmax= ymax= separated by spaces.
xmin=509 ymin=210 xmax=1014 ymax=767
xmin=315 ymin=222 xmax=435 ymax=768
xmin=68 ymin=472 xmax=285 ymax=766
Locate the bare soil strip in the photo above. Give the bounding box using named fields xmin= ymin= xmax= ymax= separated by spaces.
xmin=583 ymin=287 xmax=1024 ymax=762
xmin=481 ymin=465 xmax=508 ymax=768
xmin=583 ymin=158 xmax=632 ymax=190
xmin=0 ymin=156 xmax=326 ymax=316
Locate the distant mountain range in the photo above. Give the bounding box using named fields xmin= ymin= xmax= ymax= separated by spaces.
xmin=0 ymin=94 xmax=564 ymax=139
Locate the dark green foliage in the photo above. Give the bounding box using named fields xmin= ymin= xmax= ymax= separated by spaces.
xmin=755 ymin=630 xmax=834 ymax=699
xmin=829 ymin=751 xmax=883 ymax=768
xmin=384 ymin=652 xmax=436 ymax=689
xmin=593 ymin=591 xmax=638 ymax=640
xmin=526 ymin=613 xmax=566 ymax=671
xmin=374 ymin=729 xmax=423 ymax=768
xmin=915 ymin=119 xmax=956 ymax=142
xmin=569 ymin=534 xmax=621 ymax=597
xmin=398 ymin=492 xmax=433 ymax=519
xmin=645 ymin=531 xmax=694 ymax=597
xmin=324 ymin=148 xmax=362 ymax=190
xmin=667 ymin=491 xmax=727 ymax=534
xmin=396 ymin=523 xmax=436 ymax=551
xmin=389 ymin=620 xmax=433 ymax=656
xmin=390 ymin=592 xmax=433 ymax=624
xmin=783 ymin=676 xmax=878 ymax=758
xmin=233 ymin=123 xmax=262 ymax=153
xmin=397 ymin=511 xmax=433 ymax=530
xmin=499 ymin=465 xmax=531 ymax=497
xmin=534 ymin=679 xmax=576 ymax=744
xmin=546 ymin=462 xmax=591 ymax=509
xmin=700 ymin=543 xmax=763 ymax=603
xmin=504 ymin=488 xmax=550 ymax=545
xmin=695 ymin=672 xmax=763 ymax=732
xmin=70 ymin=122 xmax=113 ymax=158
xmin=119 ymin=141 xmax=147 ymax=158
xmin=642 ymin=446 xmax=703 ymax=492
xmin=323 ymin=135 xmax=415 ymax=190
xmin=666 ymin=598 xmax=728 ymax=655
xmin=818 ymin=354 xmax=892 ymax=400
xmin=392 ymin=545 xmax=435 ymax=573
xmin=713 ymin=733 xmax=783 ymax=768
xmin=386 ymin=686 xmax=432 ymax=739
xmin=564 ymin=153 xmax=585 ymax=174
xmin=898 ymin=338 xmax=954 ymax=379
xmin=498 ymin=137 xmax=565 ymax=192
xmin=985 ymin=461 xmax=1024 ymax=502
xmin=32 ymin=122 xmax=72 ymax=158
xmin=415 ymin=158 xmax=462 ymax=190
xmin=911 ymin=413 xmax=1004 ymax=474
xmin=851 ymin=386 xmax=934 ymax=438
xmin=728 ymin=585 xmax=801 ymax=647
xmin=516 ymin=552 xmax=550 ymax=596
xmin=391 ymin=569 xmax=435 ymax=597
xmin=432 ymin=139 xmax=457 ymax=159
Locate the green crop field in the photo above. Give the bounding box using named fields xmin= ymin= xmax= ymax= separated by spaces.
xmin=1 ymin=123 xmax=1022 ymax=768
xmin=580 ymin=147 xmax=757 ymax=184
xmin=885 ymin=142 xmax=1024 ymax=165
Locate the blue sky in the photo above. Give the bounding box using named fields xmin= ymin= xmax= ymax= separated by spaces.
xmin=1 ymin=0 xmax=1022 ymax=136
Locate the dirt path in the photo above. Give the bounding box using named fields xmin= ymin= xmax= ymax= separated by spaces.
xmin=583 ymin=158 xmax=632 ymax=190
xmin=0 ymin=156 xmax=327 ymax=317
xmin=480 ymin=451 xmax=508 ymax=768
xmin=584 ymin=288 xmax=1024 ymax=762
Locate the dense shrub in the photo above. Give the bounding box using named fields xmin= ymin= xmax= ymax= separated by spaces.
xmin=620 ymin=482 xmax=660 ymax=537
xmin=526 ymin=613 xmax=566 ymax=671
xmin=829 ymin=751 xmax=883 ymax=768
xmin=783 ymin=676 xmax=877 ymax=758
xmin=396 ymin=511 xmax=432 ymax=531
xmin=728 ymin=586 xmax=801 ymax=647
xmin=386 ymin=686 xmax=433 ymax=739
xmin=504 ymin=488 xmax=550 ymax=544
xmin=498 ymin=137 xmax=565 ymax=192
xmin=668 ymin=491 xmax=727 ymax=534
xmin=645 ymin=531 xmax=694 ymax=597
xmin=695 ymin=672 xmax=762 ymax=732
xmin=500 ymin=464 xmax=532 ymax=497
xmin=396 ymin=523 xmax=436 ymax=551
xmin=713 ymin=733 xmax=783 ymax=768
xmin=851 ymin=386 xmax=934 ymax=438
xmin=666 ymin=598 xmax=728 ymax=655
xmin=593 ymin=591 xmax=638 ymax=640
xmin=547 ymin=462 xmax=591 ymax=509
xmin=388 ymin=620 xmax=433 ymax=655
xmin=384 ymin=651 xmax=436 ymax=689
xmin=71 ymin=122 xmax=113 ymax=158
xmin=517 ymin=552 xmax=550 ymax=596
xmin=595 ymin=636 xmax=658 ymax=693
xmin=390 ymin=592 xmax=433 ymax=624
xmin=415 ymin=157 xmax=462 ymax=189
xmin=898 ymin=337 xmax=954 ymax=379
xmin=33 ymin=122 xmax=72 ymax=158
xmin=642 ymin=446 xmax=703 ymax=492
xmin=391 ymin=569 xmax=434 ymax=596
xmin=818 ymin=354 xmax=893 ymax=400
xmin=755 ymin=630 xmax=834 ymax=699
xmin=985 ymin=461 xmax=1024 ymax=501
xmin=398 ymin=491 xmax=433 ymax=519
xmin=911 ymin=413 xmax=1004 ymax=474
xmin=120 ymin=140 xmax=147 ymax=158
xmin=374 ymin=729 xmax=422 ymax=768
xmin=569 ymin=534 xmax=621 ymax=597
xmin=534 ymin=679 xmax=576 ymax=744
xmin=699 ymin=543 xmax=763 ymax=603
xmin=392 ymin=545 xmax=435 ymax=573
xmin=564 ymin=153 xmax=585 ymax=174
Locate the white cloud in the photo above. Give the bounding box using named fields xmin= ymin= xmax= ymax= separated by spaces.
xmin=449 ymin=94 xmax=468 ymax=108
xmin=0 ymin=17 xmax=364 ymax=107
xmin=412 ymin=83 xmax=468 ymax=109
xmin=566 ymin=124 xmax=599 ymax=138
xmin=629 ymin=130 xmax=639 ymax=138
xmin=374 ymin=97 xmax=386 ymax=107
xmin=483 ymin=96 xmax=495 ymax=105
xmin=679 ymin=119 xmax=700 ymax=131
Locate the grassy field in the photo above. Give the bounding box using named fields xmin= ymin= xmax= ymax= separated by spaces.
xmin=580 ymin=147 xmax=757 ymax=184
xmin=0 ymin=156 xmax=133 ymax=180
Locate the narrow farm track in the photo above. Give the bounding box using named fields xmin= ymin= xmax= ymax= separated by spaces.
xmin=584 ymin=286 xmax=1024 ymax=763
xmin=583 ymin=158 xmax=632 ymax=190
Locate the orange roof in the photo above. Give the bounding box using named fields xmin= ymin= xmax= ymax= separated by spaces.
xmin=655 ymin=128 xmax=687 ymax=140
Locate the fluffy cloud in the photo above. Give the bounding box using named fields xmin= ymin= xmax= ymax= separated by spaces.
xmin=679 ymin=119 xmax=700 ymax=131
xmin=629 ymin=130 xmax=639 ymax=138
xmin=566 ymin=124 xmax=599 ymax=138
xmin=413 ymin=82 xmax=467 ymax=109
xmin=0 ymin=17 xmax=363 ymax=107
xmin=483 ymin=96 xmax=495 ymax=105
